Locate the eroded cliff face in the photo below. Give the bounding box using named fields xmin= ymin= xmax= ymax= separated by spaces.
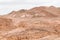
xmin=0 ymin=6 xmax=60 ymax=40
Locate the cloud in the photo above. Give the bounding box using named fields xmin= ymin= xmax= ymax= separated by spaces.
xmin=0 ymin=0 xmax=14 ymax=2
xmin=0 ymin=0 xmax=60 ymax=5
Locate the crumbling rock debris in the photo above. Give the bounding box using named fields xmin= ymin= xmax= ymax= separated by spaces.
xmin=0 ymin=6 xmax=60 ymax=40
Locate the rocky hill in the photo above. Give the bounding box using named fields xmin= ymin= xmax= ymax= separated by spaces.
xmin=0 ymin=6 xmax=60 ymax=40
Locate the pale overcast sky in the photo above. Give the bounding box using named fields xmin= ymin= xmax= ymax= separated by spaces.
xmin=0 ymin=0 xmax=60 ymax=15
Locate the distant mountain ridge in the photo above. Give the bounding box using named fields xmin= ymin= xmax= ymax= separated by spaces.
xmin=2 ymin=6 xmax=60 ymax=18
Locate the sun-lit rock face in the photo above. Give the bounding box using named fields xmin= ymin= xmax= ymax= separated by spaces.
xmin=0 ymin=6 xmax=60 ymax=40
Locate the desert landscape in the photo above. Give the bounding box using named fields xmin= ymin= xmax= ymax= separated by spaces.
xmin=0 ymin=6 xmax=60 ymax=40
